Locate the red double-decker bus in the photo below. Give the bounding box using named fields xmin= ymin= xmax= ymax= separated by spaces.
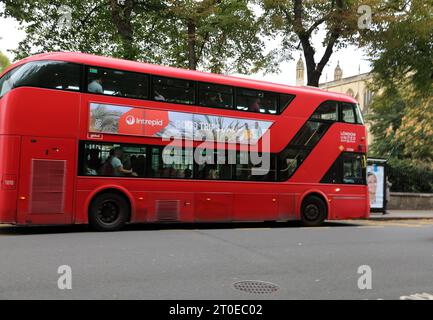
xmin=0 ymin=52 xmax=369 ymax=231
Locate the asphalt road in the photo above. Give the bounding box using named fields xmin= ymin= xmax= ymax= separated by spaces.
xmin=1 ymin=219 xmax=433 ymax=300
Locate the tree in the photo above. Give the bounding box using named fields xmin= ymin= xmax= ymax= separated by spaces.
xmin=0 ymin=0 xmax=165 ymax=61
xmin=396 ymin=92 xmax=433 ymax=161
xmin=261 ymin=0 xmax=373 ymax=86
xmin=0 ymin=0 xmax=273 ymax=74
xmin=0 ymin=51 xmax=11 ymax=72
xmin=366 ymin=0 xmax=433 ymax=162
xmin=364 ymin=0 xmax=433 ymax=94
xmin=366 ymin=83 xmax=405 ymax=159
xmin=161 ymin=0 xmax=274 ymax=74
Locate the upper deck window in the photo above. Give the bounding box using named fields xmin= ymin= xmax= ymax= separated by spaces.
xmin=152 ymin=76 xmax=195 ymax=105
xmin=236 ymin=88 xmax=278 ymax=114
xmin=311 ymin=100 xmax=365 ymax=125
xmin=198 ymin=82 xmax=233 ymax=109
xmin=82 ymin=65 xmax=295 ymax=114
xmin=311 ymin=101 xmax=338 ymax=121
xmin=0 ymin=66 xmax=21 ymax=98
xmin=87 ymin=66 xmax=148 ymax=100
xmin=279 ymin=94 xmax=295 ymax=113
xmin=0 ymin=61 xmax=81 ymax=98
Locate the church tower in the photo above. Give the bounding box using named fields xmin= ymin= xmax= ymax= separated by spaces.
xmin=296 ymin=54 xmax=305 ymax=86
xmin=334 ymin=61 xmax=343 ymax=81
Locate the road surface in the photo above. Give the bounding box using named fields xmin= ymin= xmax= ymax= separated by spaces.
xmin=1 ymin=219 xmax=433 ymax=299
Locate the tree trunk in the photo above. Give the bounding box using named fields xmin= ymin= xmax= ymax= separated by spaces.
xmin=110 ymin=0 xmax=137 ymax=60
xmin=293 ymin=0 xmax=342 ymax=87
xmin=187 ymin=19 xmax=197 ymax=70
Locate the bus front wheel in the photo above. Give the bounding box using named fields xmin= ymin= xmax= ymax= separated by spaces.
xmin=89 ymin=192 xmax=130 ymax=231
xmin=301 ymin=195 xmax=327 ymax=227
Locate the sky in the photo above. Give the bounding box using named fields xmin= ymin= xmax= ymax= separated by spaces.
xmin=0 ymin=10 xmax=372 ymax=86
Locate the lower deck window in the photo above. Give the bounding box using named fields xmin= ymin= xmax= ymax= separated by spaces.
xmin=79 ymin=141 xmax=276 ymax=182
xmin=82 ymin=142 xmax=147 ymax=177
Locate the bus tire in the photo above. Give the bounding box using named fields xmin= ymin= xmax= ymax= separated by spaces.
xmin=301 ymin=195 xmax=327 ymax=227
xmin=89 ymin=192 xmax=129 ymax=231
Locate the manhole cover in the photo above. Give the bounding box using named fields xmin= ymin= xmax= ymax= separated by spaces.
xmin=233 ymin=280 xmax=279 ymax=294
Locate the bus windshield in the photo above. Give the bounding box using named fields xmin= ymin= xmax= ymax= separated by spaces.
xmin=0 ymin=60 xmax=81 ymax=99
xmin=0 ymin=65 xmax=21 ymax=98
xmin=355 ymin=103 xmax=365 ymax=124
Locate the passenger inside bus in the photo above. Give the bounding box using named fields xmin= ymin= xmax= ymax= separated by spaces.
xmin=154 ymin=90 xmax=165 ymax=101
xmin=88 ymin=77 xmax=104 ymax=94
xmin=205 ymin=92 xmax=225 ymax=108
xmin=248 ymin=98 xmax=261 ymax=112
xmin=135 ymin=155 xmax=146 ymax=176
xmin=101 ymin=148 xmax=137 ymax=177
xmin=184 ymin=168 xmax=192 ymax=178
xmin=84 ymin=149 xmax=102 ymax=175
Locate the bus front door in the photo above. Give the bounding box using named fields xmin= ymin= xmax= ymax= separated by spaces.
xmin=17 ymin=137 xmax=76 ymax=225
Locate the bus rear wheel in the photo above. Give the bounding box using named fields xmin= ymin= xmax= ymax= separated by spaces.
xmin=89 ymin=192 xmax=129 ymax=231
xmin=301 ymin=195 xmax=327 ymax=227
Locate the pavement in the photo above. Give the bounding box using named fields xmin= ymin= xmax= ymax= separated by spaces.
xmin=1 ymin=218 xmax=433 ymax=299
xmin=369 ymin=210 xmax=433 ymax=220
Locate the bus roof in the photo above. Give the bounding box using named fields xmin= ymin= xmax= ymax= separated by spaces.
xmin=4 ymin=51 xmax=357 ymax=103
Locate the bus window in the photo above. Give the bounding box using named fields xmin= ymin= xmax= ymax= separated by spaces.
xmin=321 ymin=158 xmax=340 ymax=184
xmin=236 ymin=88 xmax=278 ymax=114
xmin=0 ymin=66 xmax=21 ymax=98
xmin=198 ymin=82 xmax=233 ymax=109
xmin=0 ymin=61 xmax=81 ymax=97
xmin=321 ymin=152 xmax=366 ymax=185
xmin=278 ymin=148 xmax=308 ymax=181
xmin=80 ymin=142 xmax=146 ymax=177
xmin=354 ymin=103 xmax=365 ymax=124
xmin=235 ymin=152 xmax=276 ymax=181
xmin=250 ymin=153 xmax=276 ymax=181
xmin=341 ymin=102 xmax=356 ymax=124
xmin=152 ymin=76 xmax=195 ymax=105
xmin=290 ymin=121 xmax=330 ymax=147
xmin=150 ymin=147 xmax=194 ymax=179
xmin=279 ymin=94 xmax=295 ymax=113
xmin=311 ymin=101 xmax=338 ymax=121
xmin=87 ymin=67 xmax=148 ymax=100
xmin=342 ymin=153 xmax=365 ymax=184
xmin=195 ymin=148 xmax=234 ymax=180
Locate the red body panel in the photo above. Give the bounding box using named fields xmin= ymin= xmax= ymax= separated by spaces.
xmin=0 ymin=52 xmax=369 ymax=226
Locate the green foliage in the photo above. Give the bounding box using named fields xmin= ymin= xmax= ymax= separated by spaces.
xmin=366 ymin=84 xmax=406 ymax=159
xmin=366 ymin=0 xmax=433 ymax=193
xmin=387 ymin=158 xmax=433 ymax=193
xmin=0 ymin=0 xmax=161 ymax=61
xmin=368 ymin=79 xmax=432 ymax=160
xmin=0 ymin=0 xmax=273 ymax=74
xmin=365 ymin=0 xmax=433 ymax=94
xmin=396 ymin=91 xmax=433 ymax=161
xmin=0 ymin=51 xmax=11 ymax=72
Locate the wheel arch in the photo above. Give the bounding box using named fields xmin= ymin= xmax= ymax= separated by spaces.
xmin=298 ymin=189 xmax=330 ymax=220
xmin=85 ymin=185 xmax=135 ymax=223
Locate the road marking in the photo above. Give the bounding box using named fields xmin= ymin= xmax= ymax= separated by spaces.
xmin=352 ymin=220 xmax=433 ymax=228
xmin=300 ymin=227 xmax=330 ymax=230
xmin=385 ymin=223 xmax=423 ymax=228
xmin=234 ymin=228 xmax=272 ymax=231
xmin=400 ymin=293 xmax=433 ymax=300
xmin=356 ymin=226 xmax=385 ymax=229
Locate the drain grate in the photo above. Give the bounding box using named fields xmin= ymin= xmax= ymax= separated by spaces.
xmin=233 ymin=280 xmax=279 ymax=294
